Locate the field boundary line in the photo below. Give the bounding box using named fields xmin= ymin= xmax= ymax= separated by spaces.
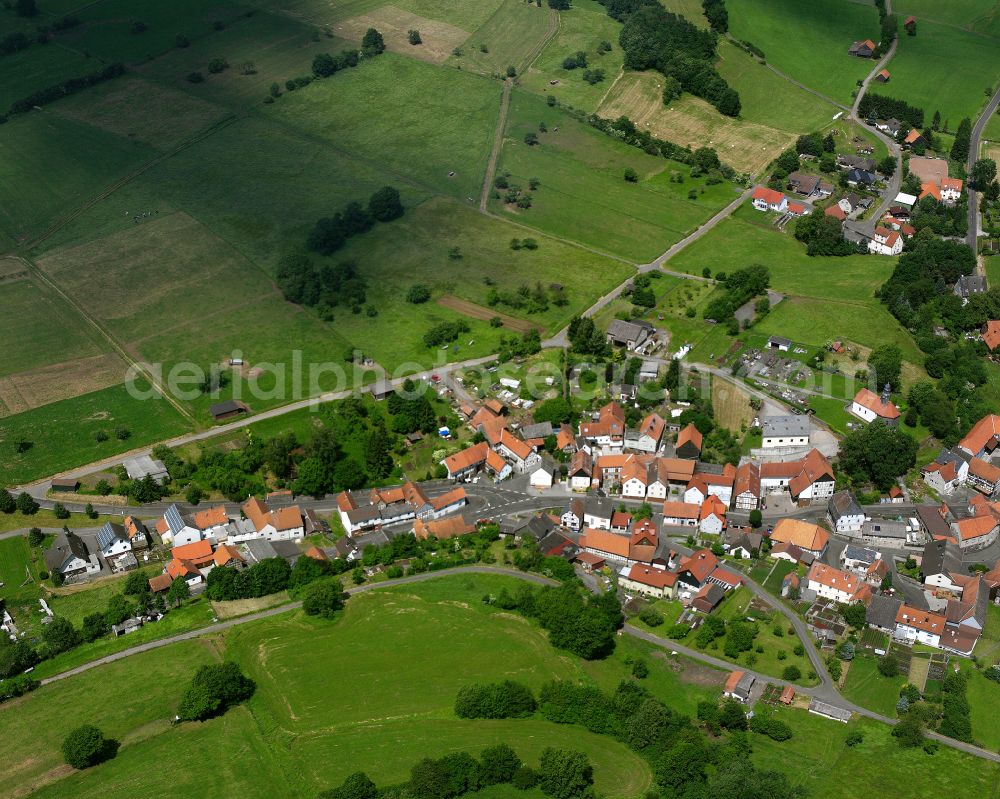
xmin=517 ymin=6 xmax=560 ymax=75
xmin=10 ymin=255 xmax=199 ymax=428
xmin=480 ymin=79 xmax=513 ymax=212
xmin=23 ymin=112 xmax=241 ymax=253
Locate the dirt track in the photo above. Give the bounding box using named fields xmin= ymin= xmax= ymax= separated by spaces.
xmin=437 ymin=294 xmax=541 ymax=333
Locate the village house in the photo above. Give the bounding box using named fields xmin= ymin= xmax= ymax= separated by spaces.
xmin=568 ymin=451 xmax=592 ymax=491
xmin=683 ymin=465 xmax=736 ymax=506
xmin=96 ymin=522 xmax=132 ymax=559
xmin=580 ymin=402 xmax=626 ymax=449
xmin=626 ymin=412 xmax=666 ymax=454
xmin=874 ymin=68 xmax=890 ymax=82
xmin=967 ymin=458 xmax=1000 ymax=496
xmin=767 ymin=335 xmax=792 ymax=351
xmin=982 ymin=321 xmax=1000 ymax=352
xmin=868 ymin=226 xmax=903 ymax=256
xmin=441 ymin=441 xmax=490 ymax=481
xmin=761 ymin=415 xmax=810 ymax=449
xmin=661 ymin=501 xmax=700 ymax=527
xmin=836 ymin=154 xmax=876 ymax=172
xmin=606 ymin=319 xmax=654 ymax=350
xmin=850 ymin=386 xmax=900 ymax=425
xmin=583 ymin=496 xmax=616 ymax=530
xmin=759 ymin=449 xmax=836 ymax=504
xmin=45 ymin=531 xmax=101 ymax=579
xmin=675 ymin=423 xmax=703 ymax=459
xmin=578 ymin=526 xmax=657 ymax=566
xmin=828 ymin=491 xmax=866 ymax=534
xmin=903 ymin=129 xmax=926 ymax=149
xmin=725 ymin=528 xmax=762 ymax=559
xmin=840 ymin=544 xmax=882 ymax=575
xmin=619 ymin=563 xmax=676 ymax=600
xmin=770 ymin=518 xmax=829 ymax=558
xmin=242 ymin=497 xmax=308 ymax=541
xmin=699 ymin=495 xmax=727 ymax=535
xmin=769 ymin=541 xmax=813 ymax=566
xmin=952 ymin=274 xmax=987 ymax=304
xmin=806 ymin=562 xmax=869 ymax=604
xmin=486 ymin=448 xmax=513 ymax=482
xmin=895 ymin=604 xmax=946 ymax=648
xmin=921 ymin=449 xmax=969 ymax=495
xmin=732 ymin=462 xmax=761 ymax=510
xmin=528 ymin=456 xmax=557 ymax=489
xmin=751 ymin=186 xmax=788 ymax=213
xmin=723 ymin=670 xmax=756 ymax=703
xmin=825 ymin=204 xmax=847 ymax=222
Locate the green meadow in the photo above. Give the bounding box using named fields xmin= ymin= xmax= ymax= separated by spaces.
xmin=726 ymin=0 xmax=879 ymax=102
xmin=494 ymin=90 xmax=739 ymax=262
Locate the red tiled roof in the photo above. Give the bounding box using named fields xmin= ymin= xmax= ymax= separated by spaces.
xmin=626 ymin=565 xmax=676 ymax=590
xmin=192 ymin=505 xmax=228 ymax=529
xmin=853 ymin=387 xmax=900 ymax=419
xmin=443 ymin=441 xmax=490 ymax=474
xmin=984 ymin=321 xmax=1000 ymax=351
xmin=662 ymin=501 xmax=700 ymax=519
xmin=960 ymin=415 xmax=1000 ymax=454
xmin=969 ymin=458 xmax=1000 ymax=485
xmin=807 ymin=562 xmax=861 ymax=596
xmin=171 ymin=539 xmax=214 ymax=563
xmin=752 ymin=186 xmax=785 ymax=205
xmin=825 ymin=204 xmax=847 ymax=220
xmin=896 ymin=604 xmax=945 ymax=635
xmin=953 ymin=514 xmax=998 ymax=541
xmin=678 ymin=549 xmax=718 ymax=583
xmin=676 ymin=423 xmax=703 ymax=453
xmin=920 ymin=182 xmax=942 ymax=201
xmin=941 ymin=177 xmax=963 ymax=193
xmin=771 ymin=518 xmax=829 ymax=553
xmin=579 ymin=528 xmax=630 ymax=558
xmin=724 ymin=670 xmax=744 ymax=693
xmin=700 ymin=494 xmax=727 ymax=521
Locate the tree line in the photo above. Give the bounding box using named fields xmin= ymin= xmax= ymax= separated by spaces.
xmin=319 ymin=744 xmax=593 ymax=799
xmin=602 ymin=0 xmax=741 ymax=116
xmin=306 ymin=186 xmax=404 ymax=256
xmin=536 ymin=679 xmax=803 ymax=797
xmin=5 ymin=62 xmax=125 ymax=119
xmin=857 ymin=93 xmax=923 ymax=129
xmin=702 ymin=264 xmax=770 ymax=329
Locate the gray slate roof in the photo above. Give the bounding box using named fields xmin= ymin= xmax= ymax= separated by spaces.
xmin=829 ymin=490 xmax=863 ymax=521
xmin=866 ymin=593 xmax=902 ymax=629
xmin=921 ymin=538 xmax=962 ymax=578
xmin=762 ymin=415 xmax=810 ymax=438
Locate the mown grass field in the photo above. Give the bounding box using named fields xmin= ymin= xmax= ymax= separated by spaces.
xmin=0 ymin=381 xmax=191 ymax=486
xmin=0 ymin=640 xmax=220 ymax=799
xmin=726 ymin=0 xmax=879 ymax=103
xmin=714 ymin=39 xmax=839 ymax=134
xmin=597 ymin=70 xmax=797 ymax=176
xmin=875 ymin=19 xmax=1000 ymax=127
xmin=0 ymin=274 xmax=113 ymax=379
xmin=893 ymin=0 xmax=1000 ymax=38
xmin=840 ymin=653 xmax=905 ymax=717
xmin=519 ymin=0 xmax=625 ymax=114
xmin=496 ymin=89 xmax=740 ymax=262
xmin=7 ymin=573 xmax=1000 ymax=799
xmin=446 ymin=0 xmax=554 ymax=76
xmin=751 ymin=707 xmax=1000 ymax=799
xmin=0 ymin=113 xmax=154 ymax=251
xmin=668 ymin=211 xmax=894 ymax=303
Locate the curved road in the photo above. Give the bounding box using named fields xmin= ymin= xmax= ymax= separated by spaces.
xmin=33 ymin=565 xmax=1000 ymax=763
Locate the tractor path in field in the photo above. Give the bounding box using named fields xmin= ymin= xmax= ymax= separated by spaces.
xmin=480 ymin=78 xmax=513 ymax=213
xmin=542 ymin=185 xmax=751 ymax=348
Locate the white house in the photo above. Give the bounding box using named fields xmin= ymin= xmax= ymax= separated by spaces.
xmin=698 ymin=496 xmax=727 ymax=535
xmin=850 ymin=386 xmax=900 ymax=425
xmin=761 ymin=415 xmax=810 ymax=449
xmin=243 ymin=498 xmax=305 ymax=541
xmin=941 ymin=177 xmax=963 ymax=203
xmin=156 ymin=505 xmax=202 ymax=547
xmin=751 ymin=186 xmax=788 ymax=213
xmin=828 ymin=491 xmax=866 ymax=534
xmin=868 ymin=226 xmax=903 ymax=256
xmin=583 ymin=497 xmax=615 ymax=530
xmin=96 ymin=522 xmax=132 ymax=558
xmin=895 ymin=605 xmax=945 ymax=647
xmin=528 ymin=457 xmax=556 ymax=490
xmin=806 ymin=562 xmax=864 ymax=604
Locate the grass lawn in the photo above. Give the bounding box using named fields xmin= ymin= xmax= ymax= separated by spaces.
xmin=264 ymin=51 xmax=500 ymax=202
xmin=893 ymin=0 xmax=1000 ymax=37
xmin=841 ymin=653 xmax=905 ymax=717
xmin=714 ymin=39 xmax=839 ymax=134
xmin=985 ymin=255 xmax=1000 ymax=289
xmin=751 ymin=707 xmax=1000 ymax=799
xmin=963 ymin=662 xmax=1000 ymax=751
xmin=0 ymin=535 xmax=48 ymax=639
xmin=446 ymin=0 xmax=554 ymax=77
xmin=0 ymin=639 xmax=220 ymax=798
xmin=0 ymin=382 xmax=192 ymax=487
xmin=0 ymin=40 xmax=96 ymax=117
xmin=725 ymin=0 xmax=879 ymax=103
xmin=762 ymin=559 xmax=797 ymax=595
xmin=668 ymin=210 xmax=894 ymax=303
xmin=875 ymin=19 xmax=1000 ymax=127
xmin=29 ymin=597 xmax=223 ymax=681
xmin=496 ymin=89 xmax=739 ymax=262
xmin=0 ymin=112 xmax=154 ymax=251
xmin=519 ymin=0 xmax=626 ymax=114
xmin=0 ymin=275 xmax=115 ymax=380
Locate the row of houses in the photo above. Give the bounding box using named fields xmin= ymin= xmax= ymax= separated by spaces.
xmin=336 ymin=481 xmax=469 ymax=534
xmin=155 ymin=497 xmax=324 ymax=548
